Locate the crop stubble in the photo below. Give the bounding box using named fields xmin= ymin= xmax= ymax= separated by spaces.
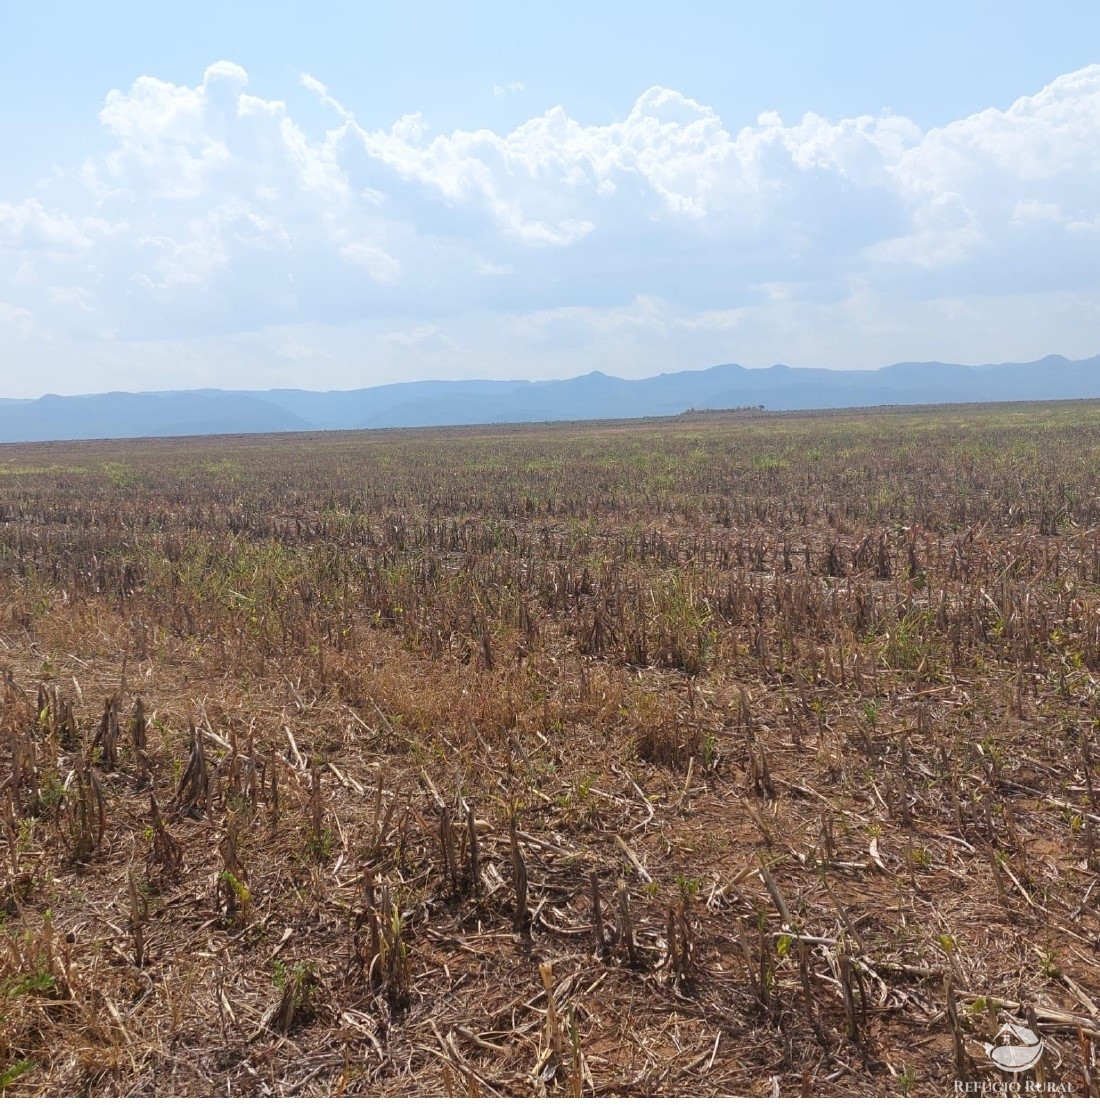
xmin=1 ymin=401 xmax=1100 ymax=1095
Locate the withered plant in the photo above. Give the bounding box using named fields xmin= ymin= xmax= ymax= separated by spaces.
xmin=3 ymin=404 xmax=1100 ymax=1094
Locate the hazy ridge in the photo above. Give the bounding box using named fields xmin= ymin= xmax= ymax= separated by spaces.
xmin=1 ymin=353 xmax=1097 ymax=442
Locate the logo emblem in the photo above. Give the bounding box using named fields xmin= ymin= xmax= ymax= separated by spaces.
xmin=984 ymin=1023 xmax=1044 ymax=1072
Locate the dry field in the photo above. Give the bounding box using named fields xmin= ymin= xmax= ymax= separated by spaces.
xmin=3 ymin=401 xmax=1100 ymax=1096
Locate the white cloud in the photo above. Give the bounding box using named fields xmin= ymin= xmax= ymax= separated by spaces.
xmin=0 ymin=302 xmax=42 ymax=340
xmin=382 ymin=323 xmax=455 ymax=350
xmin=0 ymin=62 xmax=1099 ymax=393
xmin=46 ymin=285 xmax=94 ymax=310
xmin=95 ymin=63 xmax=245 ymax=200
xmin=867 ymin=192 xmax=984 ymax=267
xmin=0 ymin=199 xmax=107 ymax=252
xmin=339 ymin=240 xmax=400 ymax=282
xmin=493 ymin=81 xmax=525 ymax=97
xmin=1012 ymin=200 xmax=1062 ymax=223
xmin=298 ymin=73 xmax=354 ymax=121
xmin=475 ymin=257 xmax=513 ymax=276
xmin=81 ymin=59 xmax=1100 ymax=270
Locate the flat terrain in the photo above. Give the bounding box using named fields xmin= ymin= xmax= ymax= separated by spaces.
xmin=3 ymin=401 xmax=1100 ymax=1096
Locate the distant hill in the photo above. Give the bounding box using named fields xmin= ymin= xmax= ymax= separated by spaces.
xmin=1 ymin=354 xmax=1098 ymax=442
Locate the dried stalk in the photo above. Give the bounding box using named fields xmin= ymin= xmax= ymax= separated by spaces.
xmin=147 ymin=793 xmax=183 ymax=888
xmin=463 ymin=797 xmax=480 ymax=893
xmin=128 ymin=869 xmax=148 ymax=968
xmin=60 ymin=750 xmax=106 ymax=861
xmin=509 ymin=818 xmax=530 ymax=932
xmin=590 ymin=871 xmax=607 ymax=957
xmin=616 ymin=879 xmax=638 ymax=967
xmin=174 ymin=722 xmax=209 ymax=819
xmin=944 ymin=974 xmax=970 ymax=1082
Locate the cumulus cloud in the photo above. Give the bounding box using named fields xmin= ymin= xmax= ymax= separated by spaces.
xmin=0 ymin=302 xmax=42 ymax=340
xmin=382 ymin=323 xmax=455 ymax=350
xmin=0 ymin=61 xmax=1098 ymax=394
xmin=339 ymin=240 xmax=400 ymax=282
xmin=298 ymin=73 xmax=354 ymax=121
xmin=0 ymin=199 xmax=114 ymax=252
xmin=45 ymin=285 xmax=94 ymax=310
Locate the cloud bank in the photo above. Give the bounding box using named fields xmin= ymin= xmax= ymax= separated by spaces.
xmin=1 ymin=62 xmax=1098 ymax=395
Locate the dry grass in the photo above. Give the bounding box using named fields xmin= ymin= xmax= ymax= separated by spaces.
xmin=1 ymin=401 xmax=1100 ymax=1095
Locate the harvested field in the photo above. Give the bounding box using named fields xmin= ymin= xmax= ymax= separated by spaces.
xmin=3 ymin=400 xmax=1100 ymax=1095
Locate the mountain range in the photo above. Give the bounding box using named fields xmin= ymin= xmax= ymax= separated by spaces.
xmin=1 ymin=353 xmax=1098 ymax=442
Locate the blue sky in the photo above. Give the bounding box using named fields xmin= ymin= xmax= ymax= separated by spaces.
xmin=1 ymin=1 xmax=1098 ymax=396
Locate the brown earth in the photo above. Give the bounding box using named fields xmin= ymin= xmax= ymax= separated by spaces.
xmin=2 ymin=402 xmax=1100 ymax=1096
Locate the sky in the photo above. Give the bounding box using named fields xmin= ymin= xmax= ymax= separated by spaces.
xmin=0 ymin=1 xmax=1098 ymax=398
